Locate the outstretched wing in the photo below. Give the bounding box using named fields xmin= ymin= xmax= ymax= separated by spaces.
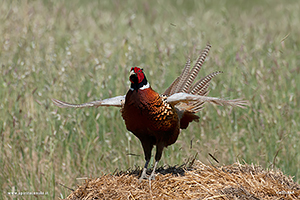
xmin=167 ymin=93 xmax=249 ymax=109
xmin=51 ymin=95 xmax=125 ymax=108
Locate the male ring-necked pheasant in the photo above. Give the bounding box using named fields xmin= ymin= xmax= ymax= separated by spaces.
xmin=52 ymin=44 xmax=248 ymax=181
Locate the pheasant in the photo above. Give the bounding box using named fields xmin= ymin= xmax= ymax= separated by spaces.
xmin=52 ymin=44 xmax=248 ymax=181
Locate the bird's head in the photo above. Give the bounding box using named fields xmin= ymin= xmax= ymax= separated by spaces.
xmin=129 ymin=67 xmax=149 ymax=90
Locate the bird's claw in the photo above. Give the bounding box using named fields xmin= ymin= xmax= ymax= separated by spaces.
xmin=139 ymin=171 xmax=156 ymax=182
xmin=139 ymin=174 xmax=156 ymax=182
xmin=149 ymin=173 xmax=155 ymax=180
xmin=139 ymin=168 xmax=148 ymax=182
xmin=138 ymin=175 xmax=148 ymax=182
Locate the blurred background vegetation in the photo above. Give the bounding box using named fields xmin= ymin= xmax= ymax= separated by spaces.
xmin=1 ymin=0 xmax=299 ymax=199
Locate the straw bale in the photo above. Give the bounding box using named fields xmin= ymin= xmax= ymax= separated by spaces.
xmin=65 ymin=161 xmax=300 ymax=199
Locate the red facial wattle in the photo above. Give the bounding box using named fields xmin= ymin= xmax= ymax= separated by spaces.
xmin=130 ymin=67 xmax=145 ymax=84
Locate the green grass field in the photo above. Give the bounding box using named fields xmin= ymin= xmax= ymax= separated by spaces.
xmin=1 ymin=0 xmax=299 ymax=199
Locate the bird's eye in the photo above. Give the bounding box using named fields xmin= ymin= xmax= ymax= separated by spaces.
xmin=130 ymin=67 xmax=134 ymax=71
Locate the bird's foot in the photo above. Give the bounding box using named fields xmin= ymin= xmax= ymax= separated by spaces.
xmin=139 ymin=161 xmax=158 ymax=182
xmin=139 ymin=173 xmax=156 ymax=181
xmin=139 ymin=167 xmax=148 ymax=182
xmin=149 ymin=172 xmax=155 ymax=180
xmin=148 ymin=161 xmax=158 ymax=181
xmin=149 ymin=161 xmax=158 ymax=180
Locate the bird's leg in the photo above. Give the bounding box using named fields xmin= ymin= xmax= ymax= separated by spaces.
xmin=149 ymin=160 xmax=158 ymax=180
xmin=139 ymin=160 xmax=150 ymax=181
xmin=139 ymin=140 xmax=153 ymax=181
xmin=149 ymin=143 xmax=164 ymax=180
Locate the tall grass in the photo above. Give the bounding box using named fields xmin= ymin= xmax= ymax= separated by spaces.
xmin=1 ymin=0 xmax=299 ymax=199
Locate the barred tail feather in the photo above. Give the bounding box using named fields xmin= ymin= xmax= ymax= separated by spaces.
xmin=164 ymin=57 xmax=191 ymax=96
xmin=181 ymin=44 xmax=211 ymax=93
xmin=175 ymin=58 xmax=191 ymax=93
xmin=190 ymin=71 xmax=223 ymax=95
xmin=163 ymin=76 xmax=180 ymax=96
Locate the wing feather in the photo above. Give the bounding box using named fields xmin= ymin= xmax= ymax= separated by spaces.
xmin=51 ymin=95 xmax=125 ymax=108
xmin=167 ymin=93 xmax=249 ymax=108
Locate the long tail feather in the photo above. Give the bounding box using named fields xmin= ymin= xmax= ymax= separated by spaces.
xmin=163 ymin=58 xmax=191 ymax=96
xmin=190 ymin=71 xmax=223 ymax=95
xmin=181 ymin=44 xmax=211 ymax=93
xmin=174 ymin=58 xmax=191 ymax=93
xmin=163 ymin=76 xmax=180 ymax=96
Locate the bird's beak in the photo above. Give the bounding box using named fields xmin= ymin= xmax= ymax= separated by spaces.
xmin=129 ymin=69 xmax=137 ymax=83
xmin=130 ymin=70 xmax=136 ymax=76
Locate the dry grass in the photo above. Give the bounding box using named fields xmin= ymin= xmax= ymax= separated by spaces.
xmin=66 ymin=160 xmax=299 ymax=200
